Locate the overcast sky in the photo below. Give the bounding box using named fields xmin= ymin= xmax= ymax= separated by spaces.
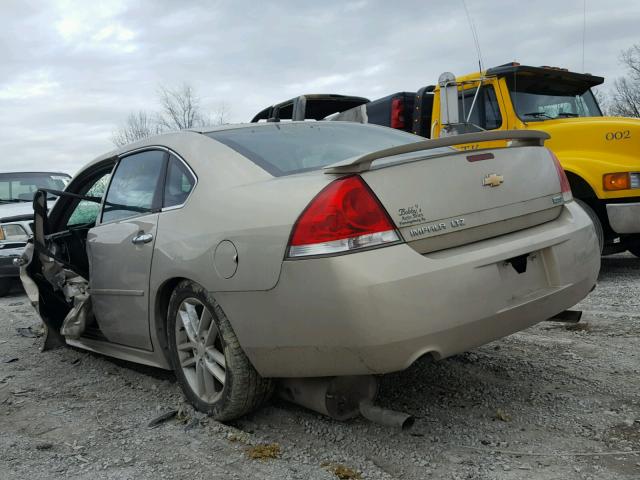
xmin=1 ymin=0 xmax=638 ymax=175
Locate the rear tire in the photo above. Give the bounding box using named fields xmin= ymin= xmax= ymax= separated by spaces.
xmin=0 ymin=278 xmax=12 ymax=297
xmin=576 ymin=199 xmax=604 ymax=254
xmin=167 ymin=280 xmax=272 ymax=421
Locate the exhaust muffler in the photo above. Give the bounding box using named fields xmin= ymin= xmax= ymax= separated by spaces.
xmin=278 ymin=375 xmax=413 ymax=429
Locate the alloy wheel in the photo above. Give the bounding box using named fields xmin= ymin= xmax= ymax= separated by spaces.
xmin=175 ymin=298 xmax=226 ymax=403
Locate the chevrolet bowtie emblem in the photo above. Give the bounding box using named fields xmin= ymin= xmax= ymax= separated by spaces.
xmin=483 ymin=173 xmax=504 ymax=187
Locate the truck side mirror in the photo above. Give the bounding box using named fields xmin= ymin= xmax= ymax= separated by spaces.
xmin=439 ymin=72 xmax=459 ymax=125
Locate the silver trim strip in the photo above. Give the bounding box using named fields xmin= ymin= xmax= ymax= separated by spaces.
xmin=91 ymin=288 xmax=144 ymax=296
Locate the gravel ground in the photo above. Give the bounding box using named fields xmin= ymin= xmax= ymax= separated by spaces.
xmin=1 ymin=253 xmax=639 ymax=480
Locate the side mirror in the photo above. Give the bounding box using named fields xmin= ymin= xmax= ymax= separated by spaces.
xmin=438 ymin=72 xmax=459 ymax=125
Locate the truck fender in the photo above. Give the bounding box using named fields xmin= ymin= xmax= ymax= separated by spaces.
xmin=564 ymin=169 xmax=598 ymax=199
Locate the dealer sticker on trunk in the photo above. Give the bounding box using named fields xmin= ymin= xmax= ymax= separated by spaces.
xmin=397 ymin=204 xmax=426 ymax=227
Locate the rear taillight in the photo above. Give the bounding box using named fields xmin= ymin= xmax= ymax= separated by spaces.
xmin=390 ymin=98 xmax=405 ymax=129
xmin=548 ymin=149 xmax=572 ymax=202
xmin=288 ymin=176 xmax=400 ymax=258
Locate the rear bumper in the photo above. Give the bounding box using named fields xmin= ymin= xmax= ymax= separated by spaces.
xmin=0 ymin=245 xmax=24 ymax=279
xmin=216 ymin=201 xmax=600 ymax=378
xmin=606 ymin=202 xmax=640 ymax=234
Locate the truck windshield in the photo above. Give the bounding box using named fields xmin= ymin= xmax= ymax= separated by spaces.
xmin=506 ymin=77 xmax=602 ymax=121
xmin=0 ymin=172 xmax=70 ymax=203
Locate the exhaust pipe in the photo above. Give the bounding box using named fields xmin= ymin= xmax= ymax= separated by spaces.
xmin=359 ymin=399 xmax=414 ymax=430
xmin=278 ymin=375 xmax=413 ymax=429
xmin=545 ymin=309 xmax=582 ymax=323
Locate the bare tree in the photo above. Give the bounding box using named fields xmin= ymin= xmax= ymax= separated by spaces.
xmin=112 ymin=84 xmax=229 ymax=147
xmin=211 ymin=101 xmax=230 ymax=126
xmin=156 ymin=84 xmax=208 ymax=131
xmin=621 ymin=44 xmax=640 ymax=77
xmin=609 ymin=44 xmax=640 ymax=117
xmin=111 ymin=111 xmax=161 ymax=147
xmin=194 ymin=101 xmax=230 ymax=128
xmin=591 ymin=87 xmax=608 ymax=115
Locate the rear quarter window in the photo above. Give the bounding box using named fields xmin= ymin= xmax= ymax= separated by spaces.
xmin=163 ymin=155 xmax=195 ymax=208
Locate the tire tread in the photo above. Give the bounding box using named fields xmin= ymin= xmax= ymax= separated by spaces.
xmin=168 ymin=280 xmax=273 ymax=421
xmin=575 ymin=199 xmax=604 ymax=254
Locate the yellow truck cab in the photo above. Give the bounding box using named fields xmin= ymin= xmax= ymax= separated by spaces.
xmin=430 ymin=63 xmax=640 ymax=255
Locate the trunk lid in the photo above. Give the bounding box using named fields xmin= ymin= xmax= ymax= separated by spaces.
xmin=360 ymin=145 xmax=564 ymax=253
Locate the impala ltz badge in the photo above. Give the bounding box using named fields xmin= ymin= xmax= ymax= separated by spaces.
xmin=483 ymin=173 xmax=504 ymax=187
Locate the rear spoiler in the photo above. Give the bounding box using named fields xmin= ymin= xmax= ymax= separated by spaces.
xmin=323 ymin=130 xmax=550 ymax=174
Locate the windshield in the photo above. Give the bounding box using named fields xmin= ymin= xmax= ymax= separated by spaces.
xmin=0 ymin=172 xmax=71 ymax=203
xmin=207 ymin=122 xmax=422 ymax=176
xmin=506 ymin=76 xmax=602 ymax=121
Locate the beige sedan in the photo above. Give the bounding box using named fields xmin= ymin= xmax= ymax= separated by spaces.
xmin=23 ymin=123 xmax=600 ymax=420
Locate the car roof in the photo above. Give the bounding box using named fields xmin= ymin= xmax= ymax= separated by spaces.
xmin=190 ymin=120 xmax=321 ymax=134
xmin=191 ymin=120 xmax=381 ymax=135
xmin=90 ymin=122 xmax=342 ymax=161
xmin=84 ymin=121 xmax=390 ymax=173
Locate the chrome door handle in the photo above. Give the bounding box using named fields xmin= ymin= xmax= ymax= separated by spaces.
xmin=132 ymin=232 xmax=153 ymax=245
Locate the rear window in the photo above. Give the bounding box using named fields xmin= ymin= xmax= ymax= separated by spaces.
xmin=206 ymin=123 xmax=421 ymax=176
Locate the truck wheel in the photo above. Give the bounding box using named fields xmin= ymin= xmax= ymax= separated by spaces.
xmin=576 ymin=199 xmax=603 ymax=254
xmin=167 ymin=280 xmax=273 ymax=421
xmin=0 ymin=279 xmax=12 ymax=297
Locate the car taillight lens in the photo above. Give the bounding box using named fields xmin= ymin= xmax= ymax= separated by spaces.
xmin=390 ymin=98 xmax=405 ymax=129
xmin=288 ymin=175 xmax=400 ymax=258
xmin=548 ymin=149 xmax=572 ymax=202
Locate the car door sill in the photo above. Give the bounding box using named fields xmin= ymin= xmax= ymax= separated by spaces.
xmin=66 ymin=337 xmax=170 ymax=370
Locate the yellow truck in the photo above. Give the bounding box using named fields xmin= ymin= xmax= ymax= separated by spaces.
xmin=319 ymin=63 xmax=640 ymax=256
